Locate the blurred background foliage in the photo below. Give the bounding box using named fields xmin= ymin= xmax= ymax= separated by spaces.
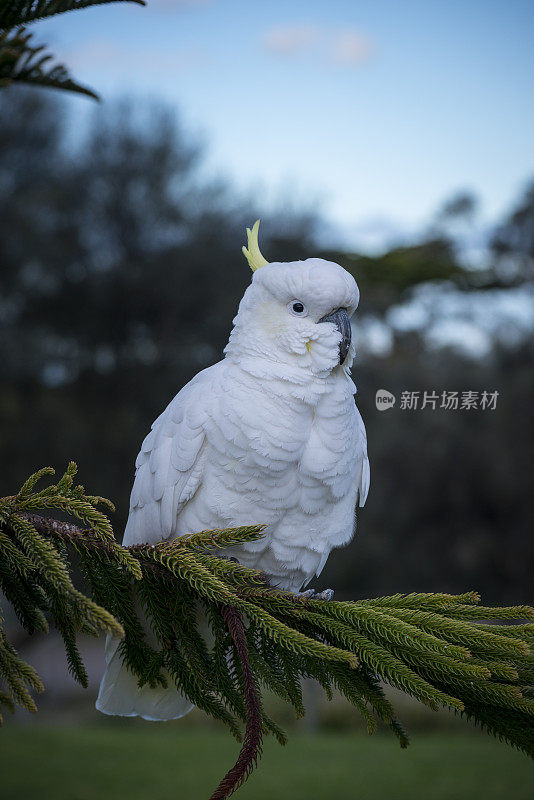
xmin=1 ymin=87 xmax=533 ymax=611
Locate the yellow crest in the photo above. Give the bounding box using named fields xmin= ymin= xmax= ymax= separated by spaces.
xmin=242 ymin=219 xmax=268 ymax=272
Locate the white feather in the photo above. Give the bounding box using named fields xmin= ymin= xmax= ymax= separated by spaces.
xmin=97 ymin=256 xmax=370 ymax=720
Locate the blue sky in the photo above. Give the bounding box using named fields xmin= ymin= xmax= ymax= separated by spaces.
xmin=38 ymin=0 xmax=534 ymax=250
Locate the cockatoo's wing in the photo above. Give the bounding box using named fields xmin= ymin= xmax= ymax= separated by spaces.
xmin=123 ymin=363 xmax=221 ymax=547
xmin=97 ymin=363 xmax=221 ymax=721
xmin=355 ymin=405 xmax=370 ymax=508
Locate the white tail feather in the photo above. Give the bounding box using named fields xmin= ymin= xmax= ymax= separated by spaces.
xmin=96 ymin=635 xmax=194 ymax=721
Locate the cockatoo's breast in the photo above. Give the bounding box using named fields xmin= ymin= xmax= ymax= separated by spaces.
xmin=174 ymin=360 xmax=367 ymax=591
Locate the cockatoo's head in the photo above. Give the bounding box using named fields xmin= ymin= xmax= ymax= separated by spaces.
xmin=225 ymin=221 xmax=360 ymax=377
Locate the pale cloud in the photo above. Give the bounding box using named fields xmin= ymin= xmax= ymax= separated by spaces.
xmin=263 ymin=24 xmax=374 ymax=67
xmin=263 ymin=24 xmax=318 ymax=56
xmin=147 ymin=0 xmax=212 ymax=9
xmin=330 ymin=30 xmax=374 ymax=65
xmin=64 ymin=38 xmax=210 ymax=76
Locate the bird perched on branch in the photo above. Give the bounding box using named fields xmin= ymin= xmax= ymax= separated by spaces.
xmin=97 ymin=221 xmax=370 ymax=720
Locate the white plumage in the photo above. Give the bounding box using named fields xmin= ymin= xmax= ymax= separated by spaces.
xmin=97 ymin=249 xmax=369 ymax=721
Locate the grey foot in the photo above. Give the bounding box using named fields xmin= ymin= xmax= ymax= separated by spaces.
xmin=293 ymin=588 xmax=334 ymax=601
xmin=294 ymin=589 xmax=315 ymax=599
xmin=314 ymin=589 xmax=334 ymax=601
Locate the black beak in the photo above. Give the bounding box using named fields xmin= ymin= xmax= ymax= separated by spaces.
xmin=319 ymin=307 xmax=352 ymax=364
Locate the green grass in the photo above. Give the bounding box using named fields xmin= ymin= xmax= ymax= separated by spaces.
xmin=0 ymin=726 xmax=532 ymax=800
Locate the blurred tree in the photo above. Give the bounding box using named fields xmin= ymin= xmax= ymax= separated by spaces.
xmin=437 ymin=192 xmax=478 ymax=223
xmin=429 ymin=191 xmax=479 ymax=248
xmin=320 ymin=238 xmax=463 ymax=316
xmin=491 ymin=180 xmax=534 ymax=284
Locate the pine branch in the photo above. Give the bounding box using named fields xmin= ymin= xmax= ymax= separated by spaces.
xmin=209 ymin=606 xmax=263 ymax=800
xmin=0 ymin=0 xmax=145 ymax=30
xmin=1 ymin=465 xmax=533 ymax=800
xmin=0 ymin=28 xmax=98 ymax=98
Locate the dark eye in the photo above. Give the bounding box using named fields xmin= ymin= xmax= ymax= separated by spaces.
xmin=288 ymin=300 xmax=308 ymax=316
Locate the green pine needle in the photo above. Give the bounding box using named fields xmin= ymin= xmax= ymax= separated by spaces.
xmin=1 ymin=463 xmax=533 ymax=775
xmin=0 ymin=29 xmax=99 ymax=98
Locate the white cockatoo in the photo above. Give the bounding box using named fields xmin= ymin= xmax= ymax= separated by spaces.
xmin=96 ymin=221 xmax=370 ymax=720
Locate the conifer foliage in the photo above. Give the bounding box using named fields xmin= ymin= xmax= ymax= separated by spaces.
xmin=0 ymin=1 xmax=145 ymax=98
xmin=0 ymin=465 xmax=533 ymax=798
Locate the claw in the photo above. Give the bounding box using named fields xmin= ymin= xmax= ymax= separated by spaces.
xmin=313 ymin=589 xmax=334 ymax=601
xmin=294 ymin=589 xmax=315 ymax=599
